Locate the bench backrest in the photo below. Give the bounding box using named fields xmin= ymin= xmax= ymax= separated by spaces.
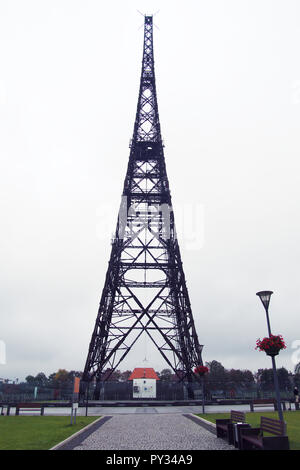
xmin=17 ymin=403 xmax=42 ymax=408
xmin=261 ymin=416 xmax=286 ymax=436
xmin=231 ymin=410 xmax=246 ymax=423
xmin=252 ymin=398 xmax=275 ymax=404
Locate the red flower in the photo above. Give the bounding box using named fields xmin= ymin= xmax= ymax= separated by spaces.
xmin=255 ymin=334 xmax=286 ymax=352
xmin=194 ymin=365 xmax=209 ymax=376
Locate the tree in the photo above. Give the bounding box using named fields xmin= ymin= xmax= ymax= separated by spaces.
xmin=100 ymin=369 xmax=122 ymax=381
xmin=256 ymin=368 xmax=274 ymax=391
xmin=35 ymin=372 xmax=49 ymax=387
xmin=294 ymin=364 xmax=300 ymax=388
xmin=120 ymin=370 xmax=132 ymax=381
xmin=25 ymin=373 xmax=49 ymax=387
xmin=294 ymin=362 xmax=300 ymax=389
xmin=109 ymin=370 xmax=122 ymax=381
xmin=206 ymin=360 xmax=226 ymax=377
xmin=277 ymin=367 xmax=292 ymax=392
xmin=25 ymin=375 xmax=36 ymax=385
xmin=159 ymin=369 xmax=173 ymax=381
xmin=227 ymin=369 xmax=254 ymax=388
xmin=256 ymin=367 xmax=291 ymax=392
xmin=205 ymin=361 xmax=227 ymax=396
xmin=48 ymin=372 xmax=56 ymax=383
xmin=52 ymin=369 xmax=72 ymax=388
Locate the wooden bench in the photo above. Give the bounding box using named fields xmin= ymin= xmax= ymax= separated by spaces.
xmin=250 ymin=398 xmax=286 ymax=412
xmin=288 ymin=400 xmax=299 ymax=411
xmin=15 ymin=403 xmax=44 ymax=416
xmin=216 ymin=410 xmax=246 ymax=445
xmin=240 ymin=416 xmax=289 ymax=450
xmin=1 ymin=404 xmax=11 ymax=416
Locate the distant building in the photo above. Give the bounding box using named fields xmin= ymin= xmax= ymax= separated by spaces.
xmin=128 ymin=368 xmax=159 ymax=399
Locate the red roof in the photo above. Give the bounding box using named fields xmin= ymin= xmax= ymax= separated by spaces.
xmin=128 ymin=368 xmax=159 ymax=380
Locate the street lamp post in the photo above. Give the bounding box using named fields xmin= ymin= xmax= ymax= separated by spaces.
xmin=201 ymin=375 xmax=206 ymax=414
xmin=199 ymin=345 xmax=206 ymax=413
xmin=256 ymin=291 xmax=284 ymax=422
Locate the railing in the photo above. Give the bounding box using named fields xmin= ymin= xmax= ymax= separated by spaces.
xmin=0 ymin=382 xmax=295 ymax=403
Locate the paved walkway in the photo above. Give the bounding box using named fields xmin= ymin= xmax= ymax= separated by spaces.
xmin=57 ymin=413 xmax=233 ymax=451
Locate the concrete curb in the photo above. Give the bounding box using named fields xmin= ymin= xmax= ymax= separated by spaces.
xmin=184 ymin=413 xmax=216 ymax=434
xmin=191 ymin=414 xmax=216 ymax=428
xmin=49 ymin=416 xmax=106 ymax=450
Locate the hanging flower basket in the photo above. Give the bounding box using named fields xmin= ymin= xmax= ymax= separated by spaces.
xmin=255 ymin=334 xmax=286 ymax=357
xmin=194 ymin=365 xmax=209 ymax=376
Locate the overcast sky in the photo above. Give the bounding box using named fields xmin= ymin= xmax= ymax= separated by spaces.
xmin=1 ymin=0 xmax=300 ymax=382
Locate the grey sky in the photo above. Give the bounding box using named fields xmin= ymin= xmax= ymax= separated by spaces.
xmin=1 ymin=0 xmax=300 ymax=381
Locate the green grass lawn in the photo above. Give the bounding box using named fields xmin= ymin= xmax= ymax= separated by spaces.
xmin=0 ymin=415 xmax=99 ymax=450
xmin=196 ymin=411 xmax=300 ymax=450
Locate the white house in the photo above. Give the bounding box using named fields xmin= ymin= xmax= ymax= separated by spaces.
xmin=129 ymin=368 xmax=159 ymax=399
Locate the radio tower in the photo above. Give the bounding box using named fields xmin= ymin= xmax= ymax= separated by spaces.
xmin=82 ymin=15 xmax=203 ymax=399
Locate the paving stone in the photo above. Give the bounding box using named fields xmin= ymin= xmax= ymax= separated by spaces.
xmin=70 ymin=414 xmax=233 ymax=451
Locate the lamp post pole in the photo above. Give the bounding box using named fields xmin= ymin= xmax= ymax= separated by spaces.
xmin=256 ymin=291 xmax=284 ymax=422
xmin=202 ymin=376 xmax=205 ymax=414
